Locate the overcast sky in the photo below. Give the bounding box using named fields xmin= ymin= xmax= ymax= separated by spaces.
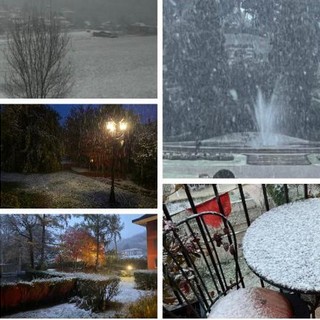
xmin=69 ymin=214 xmax=146 ymax=239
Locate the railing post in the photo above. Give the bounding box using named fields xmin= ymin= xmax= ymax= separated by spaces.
xmin=262 ymin=184 xmax=269 ymax=211
xmin=284 ymin=184 xmax=290 ymax=203
xmin=238 ymin=184 xmax=251 ymax=226
xmin=304 ymin=184 xmax=308 ymax=199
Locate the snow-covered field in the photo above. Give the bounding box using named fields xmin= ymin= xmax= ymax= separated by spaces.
xmin=0 ymin=31 xmax=157 ymax=98
xmin=4 ymin=277 xmax=155 ymax=318
xmin=1 ymin=171 xmax=157 ymax=208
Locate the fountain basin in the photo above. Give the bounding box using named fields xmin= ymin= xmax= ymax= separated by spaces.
xmin=164 ymin=132 xmax=320 ymax=154
xmin=163 ymin=132 xmax=320 ymax=167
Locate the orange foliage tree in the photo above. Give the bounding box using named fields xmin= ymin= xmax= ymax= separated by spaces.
xmin=58 ymin=228 xmax=105 ymax=269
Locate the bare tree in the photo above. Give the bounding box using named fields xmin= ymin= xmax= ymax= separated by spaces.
xmin=6 ymin=215 xmax=38 ymax=269
xmin=4 ymin=14 xmax=73 ymax=98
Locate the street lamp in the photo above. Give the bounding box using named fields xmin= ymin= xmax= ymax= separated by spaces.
xmin=106 ymin=119 xmax=128 ymax=206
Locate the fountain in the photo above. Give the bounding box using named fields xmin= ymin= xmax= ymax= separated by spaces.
xmin=252 ymin=87 xmax=279 ymax=147
xmin=163 ymin=86 xmax=320 ymax=169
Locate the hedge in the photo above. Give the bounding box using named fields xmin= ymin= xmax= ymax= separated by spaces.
xmin=1 ymin=272 xmax=120 ymax=315
xmin=75 ymin=275 xmax=120 ymax=311
xmin=134 ymin=270 xmax=157 ymax=290
xmin=1 ymin=277 xmax=76 ymax=314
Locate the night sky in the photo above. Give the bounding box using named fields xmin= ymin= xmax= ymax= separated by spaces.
xmin=50 ymin=104 xmax=157 ymax=124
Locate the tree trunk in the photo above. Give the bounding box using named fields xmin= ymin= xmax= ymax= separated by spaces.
xmin=95 ymin=235 xmax=100 ymax=271
xmin=39 ymin=215 xmax=46 ymax=269
xmin=114 ymin=236 xmax=118 ymax=257
xmin=28 ymin=233 xmax=35 ymax=269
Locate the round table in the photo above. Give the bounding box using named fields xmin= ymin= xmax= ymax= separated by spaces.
xmin=243 ymin=198 xmax=320 ymax=294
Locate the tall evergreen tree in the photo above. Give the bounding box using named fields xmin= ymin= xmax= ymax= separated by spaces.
xmin=1 ymin=105 xmax=62 ymax=173
xmin=36 ymin=214 xmax=70 ymax=270
xmin=164 ymin=0 xmax=229 ymax=140
xmin=268 ymin=0 xmax=320 ymax=138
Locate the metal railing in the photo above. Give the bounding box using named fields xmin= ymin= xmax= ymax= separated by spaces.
xmin=163 ymin=184 xmax=316 ymax=318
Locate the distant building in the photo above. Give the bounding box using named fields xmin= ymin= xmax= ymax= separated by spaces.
xmin=92 ymin=30 xmax=118 ymax=38
xmin=120 ymin=248 xmax=144 ymax=259
xmin=62 ymin=10 xmax=74 ymax=23
xmin=127 ymin=22 xmax=157 ymax=35
xmin=132 ymin=214 xmax=157 ymax=269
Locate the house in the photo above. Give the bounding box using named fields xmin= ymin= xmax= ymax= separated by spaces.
xmin=120 ymin=248 xmax=144 ymax=259
xmin=127 ymin=22 xmax=157 ymax=35
xmin=132 ymin=214 xmax=157 ymax=269
xmin=92 ymin=30 xmax=118 ymax=38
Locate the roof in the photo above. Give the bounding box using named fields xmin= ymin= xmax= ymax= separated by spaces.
xmin=132 ymin=214 xmax=157 ymax=226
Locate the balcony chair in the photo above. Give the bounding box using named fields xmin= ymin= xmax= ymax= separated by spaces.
xmin=163 ymin=211 xmax=310 ymax=318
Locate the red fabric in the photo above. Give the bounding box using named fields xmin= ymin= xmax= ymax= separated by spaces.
xmin=187 ymin=193 xmax=232 ymax=227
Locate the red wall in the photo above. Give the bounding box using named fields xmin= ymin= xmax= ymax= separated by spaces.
xmin=146 ymin=220 xmax=157 ymax=269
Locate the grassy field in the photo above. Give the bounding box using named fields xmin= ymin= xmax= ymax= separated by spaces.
xmin=0 ymin=171 xmax=157 ymax=208
xmin=0 ymin=31 xmax=157 ymax=98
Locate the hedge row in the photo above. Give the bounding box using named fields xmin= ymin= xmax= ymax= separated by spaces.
xmin=1 ymin=273 xmax=120 ymax=315
xmin=134 ymin=270 xmax=157 ymax=290
xmin=1 ymin=277 xmax=76 ymax=314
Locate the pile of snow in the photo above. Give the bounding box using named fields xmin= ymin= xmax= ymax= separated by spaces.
xmin=113 ymin=277 xmax=154 ymax=303
xmin=5 ymin=303 xmax=93 ymax=319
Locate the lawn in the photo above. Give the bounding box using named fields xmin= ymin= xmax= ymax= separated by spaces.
xmin=0 ymin=171 xmax=157 ymax=208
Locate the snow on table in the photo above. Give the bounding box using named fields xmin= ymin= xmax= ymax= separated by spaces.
xmin=243 ymin=198 xmax=320 ymax=293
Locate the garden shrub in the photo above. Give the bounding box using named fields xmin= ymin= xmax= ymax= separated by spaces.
xmin=134 ymin=270 xmax=157 ymax=290
xmin=51 ymin=260 xmax=87 ymax=271
xmin=75 ymin=275 xmax=120 ymax=311
xmin=128 ymin=293 xmax=157 ymax=318
xmin=0 ymin=189 xmax=52 ymax=208
xmin=0 ymin=191 xmax=20 ymax=208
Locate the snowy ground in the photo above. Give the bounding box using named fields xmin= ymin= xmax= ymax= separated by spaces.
xmin=0 ymin=31 xmax=157 ymax=98
xmin=163 ymin=159 xmax=320 ymax=178
xmin=4 ymin=277 xmax=155 ymax=318
xmin=1 ymin=171 xmax=157 ymax=208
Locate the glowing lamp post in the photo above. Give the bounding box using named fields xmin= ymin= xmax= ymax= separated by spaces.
xmin=106 ymin=119 xmax=128 ymax=206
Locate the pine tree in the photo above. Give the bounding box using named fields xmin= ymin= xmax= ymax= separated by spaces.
xmin=164 ymin=0 xmax=229 ymax=140
xmin=268 ymin=0 xmax=320 ymax=138
xmin=1 ymin=105 xmax=63 ymax=173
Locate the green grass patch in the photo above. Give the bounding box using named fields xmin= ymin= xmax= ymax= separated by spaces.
xmin=1 ymin=182 xmax=52 ymax=208
xmin=1 ymin=181 xmax=25 ymax=192
xmin=127 ymin=294 xmax=157 ymax=318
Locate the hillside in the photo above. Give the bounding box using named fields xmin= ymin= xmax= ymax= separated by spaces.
xmin=113 ymin=232 xmax=147 ymax=254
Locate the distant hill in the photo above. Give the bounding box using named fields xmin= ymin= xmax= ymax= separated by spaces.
xmin=111 ymin=232 xmax=147 ymax=254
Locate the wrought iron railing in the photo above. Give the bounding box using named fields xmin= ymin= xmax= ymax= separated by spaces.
xmin=163 ymin=184 xmax=317 ymax=318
